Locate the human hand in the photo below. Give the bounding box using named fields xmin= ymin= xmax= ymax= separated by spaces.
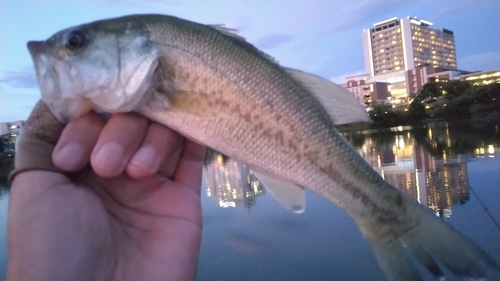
xmin=7 ymin=101 xmax=205 ymax=281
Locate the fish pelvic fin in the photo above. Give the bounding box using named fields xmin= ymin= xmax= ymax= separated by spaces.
xmin=252 ymin=171 xmax=305 ymax=214
xmin=363 ymin=201 xmax=500 ymax=281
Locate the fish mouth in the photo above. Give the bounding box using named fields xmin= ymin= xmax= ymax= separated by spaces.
xmin=27 ymin=41 xmax=58 ymax=92
xmin=26 ymin=40 xmax=71 ymax=122
xmin=27 ymin=41 xmax=54 ymax=76
xmin=26 ymin=40 xmax=96 ymax=123
xmin=27 ymin=41 xmax=47 ymax=55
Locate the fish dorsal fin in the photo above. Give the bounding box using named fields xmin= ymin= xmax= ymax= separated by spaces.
xmin=210 ymin=24 xmax=247 ymax=41
xmin=210 ymin=24 xmax=279 ymax=64
xmin=284 ymin=68 xmax=371 ymax=125
xmin=252 ymin=171 xmax=305 ymax=213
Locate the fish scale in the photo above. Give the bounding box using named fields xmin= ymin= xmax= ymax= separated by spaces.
xmin=139 ymin=15 xmax=422 ymax=239
xmin=27 ymin=14 xmax=500 ymax=281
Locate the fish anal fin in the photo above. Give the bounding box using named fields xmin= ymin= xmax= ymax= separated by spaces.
xmin=252 ymin=171 xmax=305 ymax=213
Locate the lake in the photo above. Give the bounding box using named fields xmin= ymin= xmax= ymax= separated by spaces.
xmin=1 ymin=119 xmax=499 ymax=280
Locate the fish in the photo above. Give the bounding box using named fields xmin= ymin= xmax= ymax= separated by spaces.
xmin=26 ymin=14 xmax=499 ymax=280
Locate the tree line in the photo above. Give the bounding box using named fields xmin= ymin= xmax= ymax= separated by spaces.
xmin=369 ymin=81 xmax=500 ymax=127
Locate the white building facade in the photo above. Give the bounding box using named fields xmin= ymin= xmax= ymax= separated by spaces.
xmin=361 ymin=17 xmax=457 ymax=101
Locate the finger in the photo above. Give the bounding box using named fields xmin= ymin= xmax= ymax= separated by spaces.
xmin=90 ymin=113 xmax=149 ymax=178
xmin=172 ymin=139 xmax=205 ymax=191
xmin=126 ymin=122 xmax=184 ymax=179
xmin=52 ymin=112 xmax=106 ymax=172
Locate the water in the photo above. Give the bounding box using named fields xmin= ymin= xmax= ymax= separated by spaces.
xmin=0 ymin=120 xmax=499 ymax=280
xmin=0 ymin=154 xmax=13 ymax=281
xmin=197 ymin=119 xmax=500 ymax=281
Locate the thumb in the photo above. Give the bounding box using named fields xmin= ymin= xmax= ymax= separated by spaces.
xmin=9 ymin=100 xmax=66 ymax=181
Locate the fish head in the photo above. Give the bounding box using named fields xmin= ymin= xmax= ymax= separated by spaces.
xmin=27 ymin=18 xmax=159 ymax=122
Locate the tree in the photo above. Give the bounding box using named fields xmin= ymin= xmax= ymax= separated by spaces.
xmin=369 ymin=104 xmax=402 ymax=127
xmin=407 ymin=96 xmax=427 ymax=122
xmin=487 ymin=84 xmax=500 ymax=115
xmin=442 ymin=80 xmax=471 ymax=98
xmin=465 ymin=83 xmax=500 ymax=117
xmin=419 ymin=82 xmax=441 ymax=99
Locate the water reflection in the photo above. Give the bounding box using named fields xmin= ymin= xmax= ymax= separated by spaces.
xmin=0 ymin=153 xmax=14 ymax=199
xmin=203 ymin=119 xmax=500 ymax=219
xmin=0 ymin=153 xmax=12 ymax=280
xmin=343 ymin=120 xmax=499 ymax=218
xmin=348 ymin=129 xmax=472 ymax=218
xmin=204 ymin=150 xmax=264 ymax=210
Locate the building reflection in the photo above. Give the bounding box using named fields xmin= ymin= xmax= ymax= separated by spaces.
xmin=1 ymin=127 xmax=19 ymax=195
xmin=202 ymin=121 xmax=499 ymax=214
xmin=0 ymin=153 xmax=14 ymax=200
xmin=353 ymin=123 xmax=499 ymax=218
xmin=204 ymin=151 xmax=264 ymax=210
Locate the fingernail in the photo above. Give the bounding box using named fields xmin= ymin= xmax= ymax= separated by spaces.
xmin=53 ymin=143 xmax=85 ymax=171
xmin=93 ymin=142 xmax=125 ymax=176
xmin=130 ymin=146 xmax=156 ymax=171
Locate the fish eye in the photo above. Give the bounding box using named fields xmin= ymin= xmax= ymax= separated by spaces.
xmin=65 ymin=30 xmax=87 ymax=51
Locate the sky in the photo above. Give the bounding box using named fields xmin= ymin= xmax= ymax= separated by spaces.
xmin=1 ymin=0 xmax=499 ymax=122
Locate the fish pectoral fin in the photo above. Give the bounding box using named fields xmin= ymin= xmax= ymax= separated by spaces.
xmin=284 ymin=68 xmax=371 ymax=125
xmin=251 ymin=171 xmax=305 ymax=213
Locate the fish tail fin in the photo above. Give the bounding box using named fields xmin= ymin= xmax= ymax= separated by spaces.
xmin=365 ymin=237 xmax=428 ymax=281
xmin=364 ymin=202 xmax=500 ymax=281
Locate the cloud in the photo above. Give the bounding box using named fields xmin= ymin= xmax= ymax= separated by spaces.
xmin=221 ymin=232 xmax=272 ymax=254
xmin=458 ymin=51 xmax=500 ymax=72
xmin=339 ymin=34 xmax=362 ymax=46
xmin=0 ymin=90 xmax=39 ymax=122
xmin=286 ymin=0 xmax=407 ymax=52
xmin=0 ymin=66 xmax=38 ymax=89
xmin=253 ymin=33 xmax=294 ymax=50
xmin=325 ymin=0 xmax=407 ymax=33
xmin=431 ymin=3 xmax=468 ymax=20
xmin=329 ymin=70 xmax=366 ymax=85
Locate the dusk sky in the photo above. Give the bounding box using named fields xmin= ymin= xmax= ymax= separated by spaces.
xmin=1 ymin=0 xmax=499 ymax=122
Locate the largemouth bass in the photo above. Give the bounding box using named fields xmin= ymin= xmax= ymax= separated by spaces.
xmin=26 ymin=14 xmax=499 ymax=280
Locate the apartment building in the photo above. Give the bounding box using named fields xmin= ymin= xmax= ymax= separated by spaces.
xmin=362 ymin=17 xmax=457 ymax=99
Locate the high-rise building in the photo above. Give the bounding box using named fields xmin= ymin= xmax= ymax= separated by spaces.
xmin=361 ymin=17 xmax=457 ymax=100
xmin=363 ymin=17 xmax=457 ymax=76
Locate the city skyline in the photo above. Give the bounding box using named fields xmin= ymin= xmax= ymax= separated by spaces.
xmin=1 ymin=1 xmax=499 ymax=122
